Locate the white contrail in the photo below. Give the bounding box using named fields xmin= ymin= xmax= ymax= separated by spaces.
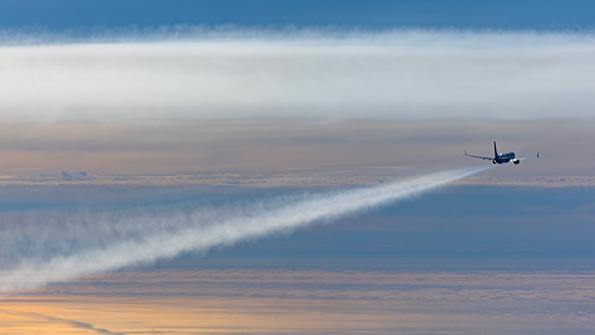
xmin=0 ymin=165 xmax=488 ymax=293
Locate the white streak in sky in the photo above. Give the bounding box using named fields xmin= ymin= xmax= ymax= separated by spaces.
xmin=0 ymin=165 xmax=488 ymax=293
xmin=0 ymin=30 xmax=594 ymax=121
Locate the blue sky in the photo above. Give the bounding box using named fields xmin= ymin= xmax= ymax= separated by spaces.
xmin=3 ymin=184 xmax=594 ymax=272
xmin=107 ymin=185 xmax=595 ymax=271
xmin=1 ymin=0 xmax=595 ymax=31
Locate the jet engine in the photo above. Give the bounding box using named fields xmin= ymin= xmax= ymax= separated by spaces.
xmin=512 ymin=159 xmax=520 ymax=165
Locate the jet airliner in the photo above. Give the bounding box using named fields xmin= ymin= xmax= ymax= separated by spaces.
xmin=465 ymin=142 xmax=523 ymax=165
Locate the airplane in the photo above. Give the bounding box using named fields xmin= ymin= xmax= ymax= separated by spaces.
xmin=464 ymin=141 xmax=523 ymax=165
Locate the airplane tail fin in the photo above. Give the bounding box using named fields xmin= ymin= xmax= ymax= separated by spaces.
xmin=493 ymin=141 xmax=498 ymax=158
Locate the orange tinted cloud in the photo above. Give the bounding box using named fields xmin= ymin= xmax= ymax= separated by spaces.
xmin=0 ymin=119 xmax=593 ymax=177
xmin=2 ymin=269 xmax=595 ymax=334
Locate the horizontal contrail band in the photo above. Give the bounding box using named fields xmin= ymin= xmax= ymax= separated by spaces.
xmin=0 ymin=165 xmax=488 ymax=293
xmin=1 ymin=31 xmax=595 ymax=121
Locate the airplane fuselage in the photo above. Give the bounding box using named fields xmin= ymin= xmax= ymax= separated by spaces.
xmin=493 ymin=152 xmax=515 ymax=164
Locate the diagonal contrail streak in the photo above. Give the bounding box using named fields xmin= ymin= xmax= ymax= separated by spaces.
xmin=0 ymin=308 xmax=125 ymax=335
xmin=0 ymin=165 xmax=489 ymax=293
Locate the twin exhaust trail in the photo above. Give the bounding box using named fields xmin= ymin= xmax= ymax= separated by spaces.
xmin=0 ymin=165 xmax=490 ymax=293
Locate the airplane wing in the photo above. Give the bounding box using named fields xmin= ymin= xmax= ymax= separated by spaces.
xmin=464 ymin=151 xmax=492 ymax=160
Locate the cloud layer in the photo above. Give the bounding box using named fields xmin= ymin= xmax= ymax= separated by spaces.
xmin=0 ymin=30 xmax=594 ymax=121
xmin=6 ymin=269 xmax=595 ymax=335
